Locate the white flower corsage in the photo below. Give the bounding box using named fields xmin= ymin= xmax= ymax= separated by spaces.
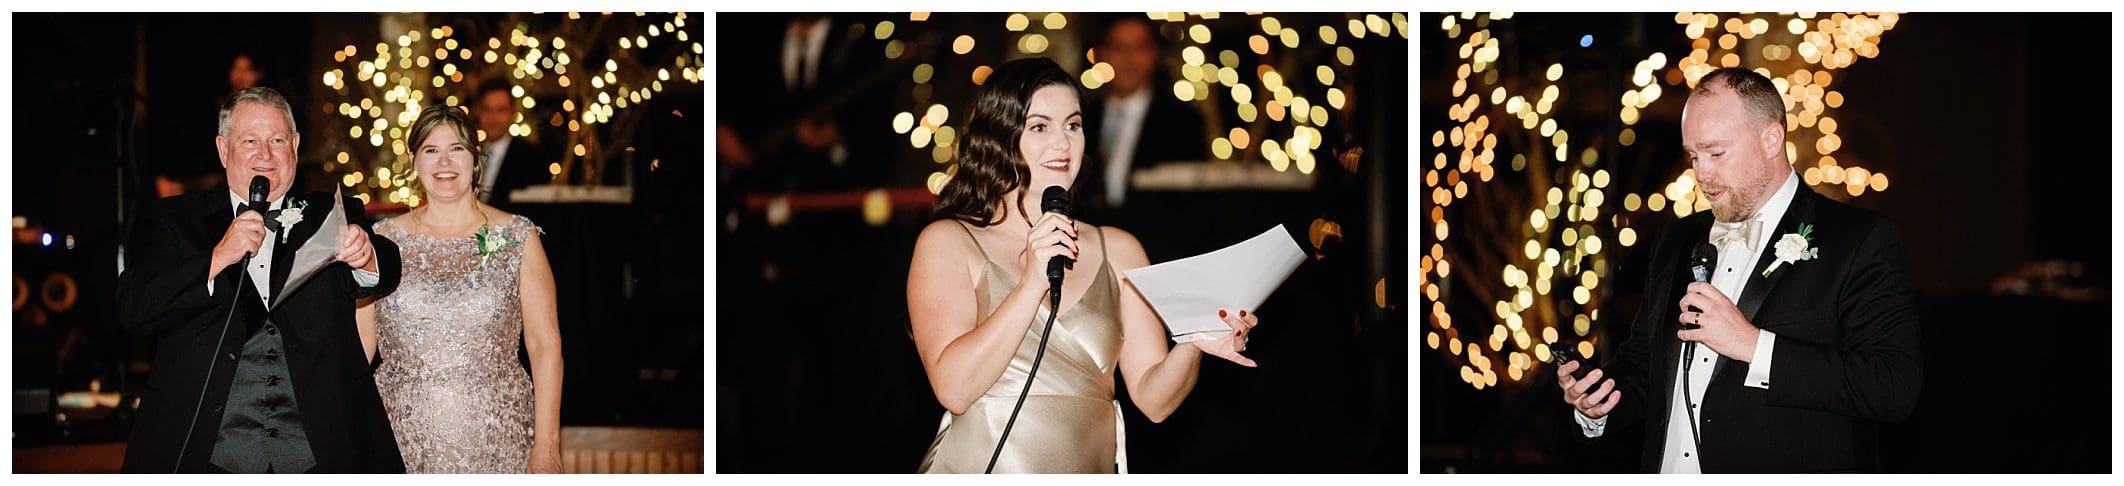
xmin=1762 ymin=223 xmax=1819 ymax=277
xmin=474 ymin=223 xmax=520 ymax=268
xmin=274 ymin=200 xmax=307 ymax=243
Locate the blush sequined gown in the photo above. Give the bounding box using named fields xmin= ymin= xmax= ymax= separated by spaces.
xmin=372 ymin=215 xmax=540 ymax=473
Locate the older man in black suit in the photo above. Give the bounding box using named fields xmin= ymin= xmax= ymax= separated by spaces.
xmin=118 ymin=87 xmax=404 ymax=473
xmin=1556 ymin=68 xmax=1922 ymax=472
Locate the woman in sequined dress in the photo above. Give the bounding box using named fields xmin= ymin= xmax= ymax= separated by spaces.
xmin=355 ymin=104 xmax=565 ymax=473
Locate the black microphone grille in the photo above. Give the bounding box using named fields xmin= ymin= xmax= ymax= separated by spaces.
xmin=248 ymin=175 xmax=271 ymax=204
xmin=1691 ymin=242 xmax=1717 ymax=264
xmin=1041 ymin=185 xmax=1070 ymax=214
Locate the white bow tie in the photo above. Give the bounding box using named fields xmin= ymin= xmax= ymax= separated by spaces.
xmin=1710 ymin=219 xmax=1762 ymax=253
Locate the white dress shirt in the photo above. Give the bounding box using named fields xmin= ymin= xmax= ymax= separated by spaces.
xmin=209 ymin=191 xmax=380 ymax=306
xmin=1576 ymin=170 xmax=1795 ymax=473
xmin=1098 ymin=88 xmax=1152 ymax=208
xmin=781 ymin=17 xmax=831 ymax=94
xmin=779 ymin=17 xmax=846 ymax=166
xmin=481 ymin=137 xmax=512 ymax=202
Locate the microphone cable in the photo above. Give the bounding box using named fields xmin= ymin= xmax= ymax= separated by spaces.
xmin=985 ymin=286 xmax=1061 ymax=474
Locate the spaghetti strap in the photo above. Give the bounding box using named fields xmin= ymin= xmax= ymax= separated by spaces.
xmin=1095 ymin=226 xmax=1109 ymax=265
xmin=953 ymin=220 xmax=992 ymax=262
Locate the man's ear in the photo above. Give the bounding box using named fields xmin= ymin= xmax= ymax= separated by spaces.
xmin=1758 ymin=119 xmax=1786 ymax=162
xmin=215 ymin=136 xmax=230 ymax=167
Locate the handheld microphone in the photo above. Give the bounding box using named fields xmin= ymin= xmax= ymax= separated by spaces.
xmin=1679 ymin=242 xmax=1718 ymax=449
xmin=244 ymin=175 xmax=269 ymax=258
xmin=1686 ymin=243 xmax=1717 ymax=326
xmin=1683 ymin=243 xmax=1716 ymax=357
xmin=247 ymin=175 xmax=270 ymax=212
xmin=1040 ymin=185 xmax=1071 ymax=305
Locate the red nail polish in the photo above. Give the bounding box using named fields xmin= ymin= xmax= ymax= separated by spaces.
xmin=1240 ymin=310 xmax=1248 ymax=317
xmin=1218 ymin=310 xmax=1227 ymax=318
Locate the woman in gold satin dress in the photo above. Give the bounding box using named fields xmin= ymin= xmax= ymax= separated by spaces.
xmin=906 ymin=57 xmax=1261 ymax=473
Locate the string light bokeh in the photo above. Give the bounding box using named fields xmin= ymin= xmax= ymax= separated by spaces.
xmin=312 ymin=12 xmax=702 ymax=207
xmin=867 ymin=12 xmax=1407 ymax=198
xmin=1422 ymin=12 xmax=1900 ymax=391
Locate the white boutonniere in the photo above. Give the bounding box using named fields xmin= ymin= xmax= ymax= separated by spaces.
xmin=274 ymin=200 xmax=307 ymax=243
xmin=474 ymin=223 xmax=520 ymax=268
xmin=1762 ymin=223 xmax=1819 ymax=277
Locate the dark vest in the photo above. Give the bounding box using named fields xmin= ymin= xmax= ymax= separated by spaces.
xmin=207 ymin=274 xmax=316 ymax=472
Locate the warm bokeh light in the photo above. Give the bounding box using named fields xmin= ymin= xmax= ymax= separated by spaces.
xmin=315 ymin=13 xmax=700 ymax=206
xmin=1426 ymin=12 xmax=1898 ymax=390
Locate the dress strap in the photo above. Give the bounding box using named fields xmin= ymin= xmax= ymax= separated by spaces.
xmin=952 ymin=220 xmax=992 ymax=262
xmin=1095 ymin=225 xmax=1109 ymax=264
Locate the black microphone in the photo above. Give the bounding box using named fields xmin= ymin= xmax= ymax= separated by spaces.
xmin=248 ymin=175 xmax=270 ymax=211
xmin=1040 ymin=185 xmax=1072 ymax=304
xmin=1679 ymin=242 xmax=1717 ymax=449
xmin=1687 ymin=243 xmax=1717 ymax=305
xmin=1683 ymin=244 xmax=1716 ymax=355
xmin=245 ymin=175 xmax=269 ymax=256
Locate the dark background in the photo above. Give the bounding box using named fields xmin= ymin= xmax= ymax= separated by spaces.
xmin=1420 ymin=13 xmax=2110 ymax=473
xmin=11 ymin=12 xmax=705 ymax=449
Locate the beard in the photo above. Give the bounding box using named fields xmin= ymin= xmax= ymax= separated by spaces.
xmin=1708 ymin=168 xmax=1778 ymax=222
xmin=1710 ymin=190 xmax=1756 ymax=222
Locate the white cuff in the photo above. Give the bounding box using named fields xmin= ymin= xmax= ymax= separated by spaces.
xmin=1745 ymin=329 xmax=1777 ymax=389
xmin=1572 ymin=410 xmax=1608 ymax=438
xmin=353 ymin=268 xmax=381 ymax=288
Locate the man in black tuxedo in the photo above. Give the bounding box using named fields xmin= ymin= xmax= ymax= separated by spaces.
xmin=716 ymin=13 xmax=894 ymax=194
xmin=1077 ymin=15 xmax=1208 ymax=222
xmin=475 ymin=79 xmax=556 ymax=214
xmin=1556 ymin=68 xmax=1922 ymax=472
xmin=473 ymin=79 xmax=556 ymax=212
xmin=117 ymin=87 xmax=405 ymax=473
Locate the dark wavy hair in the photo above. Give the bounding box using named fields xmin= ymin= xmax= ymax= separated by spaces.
xmin=932 ymin=57 xmax=1080 ymax=227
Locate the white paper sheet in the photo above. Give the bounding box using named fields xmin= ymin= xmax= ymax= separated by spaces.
xmin=1121 ymin=224 xmax=1305 ymax=343
xmin=272 ymin=189 xmax=345 ymax=310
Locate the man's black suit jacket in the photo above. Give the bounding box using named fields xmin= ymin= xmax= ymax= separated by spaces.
xmin=116 ymin=188 xmax=405 ymax=473
xmin=485 ymin=136 xmax=555 ymax=213
xmin=1578 ymin=184 xmax=1923 ymax=472
xmin=1076 ymin=85 xmax=1209 ymax=219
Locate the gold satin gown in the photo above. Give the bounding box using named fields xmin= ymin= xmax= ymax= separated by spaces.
xmin=919 ymin=222 xmax=1128 ymax=473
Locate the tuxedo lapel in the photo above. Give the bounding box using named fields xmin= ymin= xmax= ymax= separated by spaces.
xmin=1712 ymin=187 xmax=1816 ymax=380
xmin=269 ymin=192 xmax=329 ymax=299
xmin=197 ymin=189 xmax=242 ymax=295
xmin=199 ymin=188 xmax=237 ymax=244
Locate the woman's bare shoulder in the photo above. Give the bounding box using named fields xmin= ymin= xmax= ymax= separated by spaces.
xmin=915 ymin=219 xmax=981 ymax=260
xmin=1096 ymin=225 xmax=1149 ymax=267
